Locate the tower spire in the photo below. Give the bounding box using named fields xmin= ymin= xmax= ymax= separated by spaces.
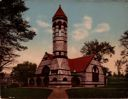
xmin=52 ymin=5 xmax=67 ymax=21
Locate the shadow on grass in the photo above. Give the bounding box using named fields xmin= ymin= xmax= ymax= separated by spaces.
xmin=1 ymin=87 xmax=52 ymax=99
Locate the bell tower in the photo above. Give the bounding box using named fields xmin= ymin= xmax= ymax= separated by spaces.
xmin=50 ymin=5 xmax=71 ymax=86
xmin=52 ymin=5 xmax=68 ymax=58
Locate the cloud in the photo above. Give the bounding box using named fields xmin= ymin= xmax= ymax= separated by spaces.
xmin=83 ymin=16 xmax=92 ymax=30
xmin=37 ymin=20 xmax=50 ymax=28
xmin=68 ymin=46 xmax=82 ymax=58
xmin=73 ymin=29 xmax=89 ymax=41
xmin=31 ymin=27 xmax=38 ymax=33
xmin=74 ymin=16 xmax=92 ymax=30
xmin=72 ymin=15 xmax=111 ymax=41
xmin=36 ymin=20 xmax=52 ymax=33
xmin=72 ymin=16 xmax=92 ymax=41
xmin=45 ymin=28 xmax=52 ymax=34
xmin=93 ymin=23 xmax=110 ymax=33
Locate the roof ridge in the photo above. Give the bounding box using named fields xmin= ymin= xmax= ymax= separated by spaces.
xmin=68 ymin=54 xmax=95 ymax=60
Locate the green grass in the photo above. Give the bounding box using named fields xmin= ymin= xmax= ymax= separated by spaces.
xmin=66 ymin=87 xmax=128 ymax=98
xmin=1 ymin=87 xmax=52 ymax=99
xmin=66 ymin=78 xmax=128 ymax=98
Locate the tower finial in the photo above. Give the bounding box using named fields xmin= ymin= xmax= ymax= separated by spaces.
xmin=59 ymin=4 xmax=61 ymax=7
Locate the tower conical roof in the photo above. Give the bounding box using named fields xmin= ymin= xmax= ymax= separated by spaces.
xmin=52 ymin=5 xmax=67 ymax=21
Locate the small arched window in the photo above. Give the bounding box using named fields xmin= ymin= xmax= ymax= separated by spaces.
xmin=63 ymin=22 xmax=67 ymax=27
xmin=52 ymin=77 xmax=57 ymax=82
xmin=57 ymin=21 xmax=62 ymax=29
xmin=63 ymin=77 xmax=67 ymax=81
xmin=92 ymin=65 xmax=99 ymax=82
xmin=52 ymin=22 xmax=56 ymax=27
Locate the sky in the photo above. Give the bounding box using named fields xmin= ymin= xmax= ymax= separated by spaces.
xmin=4 ymin=0 xmax=128 ymax=73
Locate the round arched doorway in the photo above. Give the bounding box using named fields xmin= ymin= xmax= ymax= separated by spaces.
xmin=71 ymin=76 xmax=80 ymax=87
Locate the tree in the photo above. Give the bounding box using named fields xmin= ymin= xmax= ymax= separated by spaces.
xmin=81 ymin=40 xmax=115 ymax=63
xmin=115 ymin=60 xmax=123 ymax=76
xmin=0 ymin=0 xmax=36 ymax=71
xmin=102 ymin=66 xmax=111 ymax=76
xmin=120 ymin=31 xmax=128 ymax=77
xmin=120 ymin=31 xmax=128 ymax=57
xmin=11 ymin=61 xmax=37 ymax=85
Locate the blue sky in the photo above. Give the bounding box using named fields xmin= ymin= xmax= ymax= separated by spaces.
xmin=6 ymin=0 xmax=128 ymax=73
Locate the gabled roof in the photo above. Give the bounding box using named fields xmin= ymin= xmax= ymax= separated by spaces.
xmin=53 ymin=5 xmax=67 ymax=19
xmin=68 ymin=55 xmax=95 ymax=72
xmin=45 ymin=52 xmax=53 ymax=60
xmin=35 ymin=52 xmax=53 ymax=74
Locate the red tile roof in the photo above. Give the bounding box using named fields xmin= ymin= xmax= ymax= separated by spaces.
xmin=68 ymin=55 xmax=95 ymax=72
xmin=53 ymin=5 xmax=67 ymax=19
xmin=42 ymin=52 xmax=94 ymax=72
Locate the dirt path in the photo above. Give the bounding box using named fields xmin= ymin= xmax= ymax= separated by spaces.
xmin=48 ymin=87 xmax=68 ymax=99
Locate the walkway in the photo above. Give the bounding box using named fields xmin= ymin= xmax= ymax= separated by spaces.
xmin=48 ymin=87 xmax=68 ymax=99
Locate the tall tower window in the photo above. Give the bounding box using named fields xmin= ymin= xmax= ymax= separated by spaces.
xmin=55 ymin=29 xmax=59 ymax=32
xmin=56 ymin=25 xmax=59 ymax=28
xmin=59 ymin=30 xmax=62 ymax=36
xmin=61 ymin=52 xmax=64 ymax=55
xmin=61 ymin=25 xmax=64 ymax=29
xmin=56 ymin=52 xmax=59 ymax=55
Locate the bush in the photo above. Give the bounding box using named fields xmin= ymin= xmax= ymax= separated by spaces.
xmin=8 ymin=83 xmax=19 ymax=88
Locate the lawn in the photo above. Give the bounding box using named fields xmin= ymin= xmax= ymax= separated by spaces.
xmin=1 ymin=87 xmax=52 ymax=99
xmin=66 ymin=77 xmax=128 ymax=98
xmin=66 ymin=87 xmax=128 ymax=98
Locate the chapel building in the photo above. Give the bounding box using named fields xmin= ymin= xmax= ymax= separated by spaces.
xmin=28 ymin=5 xmax=105 ymax=87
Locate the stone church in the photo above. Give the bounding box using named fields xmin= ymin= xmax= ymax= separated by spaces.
xmin=28 ymin=5 xmax=105 ymax=87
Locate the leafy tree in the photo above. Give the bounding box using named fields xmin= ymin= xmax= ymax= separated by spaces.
xmin=115 ymin=60 xmax=122 ymax=76
xmin=125 ymin=64 xmax=128 ymax=78
xmin=120 ymin=31 xmax=128 ymax=77
xmin=81 ymin=40 xmax=115 ymax=63
xmin=0 ymin=0 xmax=36 ymax=71
xmin=102 ymin=66 xmax=111 ymax=76
xmin=120 ymin=31 xmax=128 ymax=57
xmin=11 ymin=61 xmax=37 ymax=85
xmin=115 ymin=59 xmax=127 ymax=77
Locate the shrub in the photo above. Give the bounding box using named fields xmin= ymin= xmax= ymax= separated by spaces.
xmin=8 ymin=83 xmax=19 ymax=88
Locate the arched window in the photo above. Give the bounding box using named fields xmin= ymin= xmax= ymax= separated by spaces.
xmin=63 ymin=77 xmax=67 ymax=81
xmin=63 ymin=22 xmax=67 ymax=27
xmin=52 ymin=77 xmax=57 ymax=82
xmin=92 ymin=65 xmax=99 ymax=82
xmin=41 ymin=65 xmax=50 ymax=76
xmin=52 ymin=22 xmax=56 ymax=27
xmin=57 ymin=21 xmax=62 ymax=29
